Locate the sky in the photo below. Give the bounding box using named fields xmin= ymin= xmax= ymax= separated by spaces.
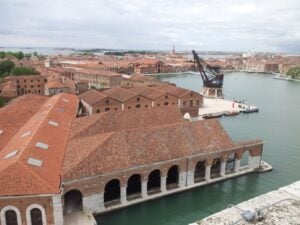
xmin=0 ymin=0 xmax=300 ymax=52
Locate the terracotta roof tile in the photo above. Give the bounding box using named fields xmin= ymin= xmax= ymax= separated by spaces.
xmin=0 ymin=93 xmax=78 ymax=196
xmin=79 ymin=89 xmax=108 ymax=105
xmin=69 ymin=107 xmax=184 ymax=139
xmin=101 ymin=87 xmax=138 ymax=102
xmin=0 ymin=95 xmax=48 ymax=151
xmin=62 ymin=118 xmax=237 ymax=181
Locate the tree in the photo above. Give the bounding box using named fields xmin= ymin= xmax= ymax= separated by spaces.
xmin=11 ymin=66 xmax=40 ymax=75
xmin=287 ymin=67 xmax=300 ymax=79
xmin=24 ymin=53 xmax=32 ymax=59
xmin=0 ymin=52 xmax=5 ymax=59
xmin=15 ymin=51 xmax=24 ymax=60
xmin=0 ymin=60 xmax=15 ymax=77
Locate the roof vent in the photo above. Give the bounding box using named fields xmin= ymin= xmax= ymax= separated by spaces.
xmin=48 ymin=120 xmax=59 ymax=127
xmin=4 ymin=150 xmax=19 ymax=159
xmin=62 ymin=98 xmax=69 ymax=103
xmin=21 ymin=131 xmax=32 ymax=138
xmin=27 ymin=158 xmax=43 ymax=167
xmin=0 ymin=130 xmax=3 ymax=135
xmin=35 ymin=142 xmax=49 ymax=150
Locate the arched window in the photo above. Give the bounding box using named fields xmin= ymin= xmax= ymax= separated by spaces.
xmin=104 ymin=179 xmax=121 ymax=206
xmin=147 ymin=170 xmax=161 ymax=195
xmin=0 ymin=206 xmax=21 ymax=225
xmin=127 ymin=174 xmax=142 ymax=200
xmin=64 ymin=190 xmax=83 ymax=214
xmin=30 ymin=208 xmax=43 ymax=225
xmin=26 ymin=204 xmax=47 ymax=225
xmin=194 ymin=161 xmax=206 ymax=183
xmin=135 ymin=104 xmax=141 ymax=108
xmin=164 ymin=102 xmax=169 ymax=106
xmin=241 ymin=150 xmax=250 ymax=167
xmin=211 ymin=158 xmax=221 ymax=178
xmin=166 ymin=165 xmax=179 ymax=189
xmin=5 ymin=210 xmax=18 ymax=225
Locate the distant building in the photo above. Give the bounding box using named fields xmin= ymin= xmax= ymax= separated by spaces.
xmin=2 ymin=75 xmax=47 ymax=96
xmin=79 ymin=84 xmax=203 ymax=117
xmin=0 ymin=81 xmax=17 ymax=98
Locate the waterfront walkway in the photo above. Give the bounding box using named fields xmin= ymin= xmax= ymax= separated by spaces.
xmin=190 ymin=181 xmax=300 ymax=225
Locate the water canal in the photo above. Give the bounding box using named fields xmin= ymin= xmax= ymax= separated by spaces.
xmin=97 ymin=72 xmax=300 ymax=225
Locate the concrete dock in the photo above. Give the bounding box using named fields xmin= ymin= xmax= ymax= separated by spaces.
xmin=190 ymin=181 xmax=300 ymax=225
xmin=198 ymin=98 xmax=258 ymax=118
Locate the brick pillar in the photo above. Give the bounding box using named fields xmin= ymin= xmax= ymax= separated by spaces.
xmin=142 ymin=180 xmax=148 ymax=198
xmin=205 ymin=165 xmax=211 ymax=181
xmin=120 ymin=186 xmax=127 ymax=204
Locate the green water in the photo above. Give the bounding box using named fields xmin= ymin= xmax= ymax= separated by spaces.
xmin=97 ymin=72 xmax=300 ymax=225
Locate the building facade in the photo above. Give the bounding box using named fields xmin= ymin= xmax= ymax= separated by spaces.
xmin=79 ymin=85 xmax=203 ymax=117
xmin=0 ymin=93 xmax=265 ymax=225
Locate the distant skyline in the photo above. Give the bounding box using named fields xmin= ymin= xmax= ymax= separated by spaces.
xmin=1 ymin=0 xmax=300 ymax=53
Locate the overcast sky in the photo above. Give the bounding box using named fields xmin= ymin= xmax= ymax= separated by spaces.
xmin=0 ymin=0 xmax=299 ymax=52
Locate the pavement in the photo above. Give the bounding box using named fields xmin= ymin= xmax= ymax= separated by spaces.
xmin=64 ymin=211 xmax=97 ymax=225
xmin=198 ymin=98 xmax=257 ymax=117
xmin=190 ymin=181 xmax=300 ymax=225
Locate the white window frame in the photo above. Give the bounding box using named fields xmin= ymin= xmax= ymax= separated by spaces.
xmin=26 ymin=204 xmax=47 ymax=225
xmin=0 ymin=205 xmax=22 ymax=225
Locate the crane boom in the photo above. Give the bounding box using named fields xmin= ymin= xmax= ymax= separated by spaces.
xmin=192 ymin=50 xmax=224 ymax=88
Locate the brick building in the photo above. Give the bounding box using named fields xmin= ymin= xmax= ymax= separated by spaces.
xmin=2 ymin=75 xmax=47 ymax=96
xmin=0 ymin=93 xmax=265 ymax=225
xmin=79 ymin=84 xmax=203 ymax=117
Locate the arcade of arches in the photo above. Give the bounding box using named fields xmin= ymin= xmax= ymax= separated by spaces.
xmin=62 ymin=147 xmax=262 ymax=214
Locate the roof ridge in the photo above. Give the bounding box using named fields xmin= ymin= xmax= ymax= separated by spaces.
xmin=14 ymin=95 xmax=61 ymax=162
xmin=18 ymin=160 xmax=58 ymax=194
xmin=63 ymin=132 xmax=114 ymax=176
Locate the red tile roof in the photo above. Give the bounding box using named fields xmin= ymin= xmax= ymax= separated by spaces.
xmin=0 ymin=95 xmax=48 ymax=151
xmin=0 ymin=93 xmax=78 ymax=196
xmin=69 ymin=107 xmax=184 ymax=139
xmin=62 ymin=116 xmax=237 ymax=181
xmin=101 ymin=87 xmax=139 ymax=102
xmin=79 ymin=89 xmax=108 ymax=105
xmin=0 ymin=81 xmax=17 ymax=92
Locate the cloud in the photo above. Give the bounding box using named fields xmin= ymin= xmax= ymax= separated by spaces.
xmin=0 ymin=0 xmax=299 ymax=52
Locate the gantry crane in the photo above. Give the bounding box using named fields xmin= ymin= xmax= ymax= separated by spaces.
xmin=192 ymin=50 xmax=224 ymax=98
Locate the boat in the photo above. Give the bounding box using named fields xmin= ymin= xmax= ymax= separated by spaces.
xmin=224 ymin=111 xmax=240 ymax=116
xmin=203 ymin=112 xmax=223 ymax=119
xmin=242 ymin=108 xmax=259 ymax=113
